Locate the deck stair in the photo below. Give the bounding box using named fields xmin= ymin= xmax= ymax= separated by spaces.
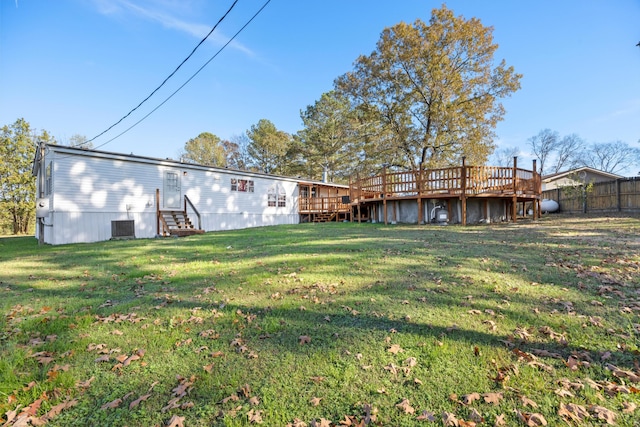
xmin=159 ymin=210 xmax=204 ymax=237
xmin=312 ymin=212 xmax=337 ymax=223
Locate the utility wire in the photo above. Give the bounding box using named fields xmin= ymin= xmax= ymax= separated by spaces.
xmin=91 ymin=0 xmax=271 ymax=151
xmin=85 ymin=0 xmax=239 ymax=145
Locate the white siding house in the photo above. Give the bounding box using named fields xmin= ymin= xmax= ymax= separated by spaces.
xmin=33 ymin=145 xmax=304 ymax=245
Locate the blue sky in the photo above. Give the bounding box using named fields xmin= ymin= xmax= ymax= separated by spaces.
xmin=1 ymin=0 xmax=639 ymax=174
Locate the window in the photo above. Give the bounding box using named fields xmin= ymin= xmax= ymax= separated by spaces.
xmin=231 ymin=178 xmax=254 ymax=193
xmin=268 ymin=184 xmax=286 ymax=207
xmin=278 ymin=193 xmax=286 ymax=207
xmin=268 ymin=186 xmax=276 ymax=207
xmin=45 ymin=162 xmax=52 ymax=195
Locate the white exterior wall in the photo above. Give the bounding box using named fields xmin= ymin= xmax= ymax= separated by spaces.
xmin=40 ymin=148 xmax=301 ymax=245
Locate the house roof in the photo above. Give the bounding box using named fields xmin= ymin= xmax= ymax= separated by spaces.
xmin=38 ymin=144 xmax=349 ymax=188
xmin=541 ymin=166 xmax=623 ymax=182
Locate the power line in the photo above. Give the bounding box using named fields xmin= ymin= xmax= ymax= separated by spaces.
xmin=85 ymin=0 xmax=239 ymax=145
xmin=91 ymin=0 xmax=272 ymax=151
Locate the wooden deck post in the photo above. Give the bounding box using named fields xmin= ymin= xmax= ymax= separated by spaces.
xmin=417 ymin=164 xmax=423 ymax=224
xmin=532 ymin=159 xmax=538 ymax=220
xmin=512 ymin=156 xmax=518 ymax=223
xmin=461 ymin=157 xmax=467 ymax=226
xmin=156 ymin=188 xmax=161 ymax=236
xmin=382 ymin=165 xmax=388 ymax=225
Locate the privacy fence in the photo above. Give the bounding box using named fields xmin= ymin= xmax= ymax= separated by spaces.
xmin=542 ymin=177 xmax=640 ymax=213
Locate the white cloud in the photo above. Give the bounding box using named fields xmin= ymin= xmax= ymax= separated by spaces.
xmin=92 ymin=0 xmax=253 ymax=56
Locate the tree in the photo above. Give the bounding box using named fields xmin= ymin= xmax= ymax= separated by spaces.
xmin=549 ymin=133 xmax=584 ymax=174
xmin=69 ymin=134 xmax=93 ymax=149
xmin=246 ymin=119 xmax=291 ymax=174
xmin=181 ymin=132 xmax=226 ymax=166
xmin=221 ymin=134 xmax=251 ymax=170
xmin=0 ymin=118 xmax=54 ymax=234
xmin=580 ymin=141 xmax=640 ymax=175
xmin=335 ymin=5 xmax=522 ymax=171
xmin=489 ymin=146 xmax=520 ymax=167
xmin=527 ymin=129 xmax=558 ymax=175
xmin=297 ymin=91 xmax=362 ymax=183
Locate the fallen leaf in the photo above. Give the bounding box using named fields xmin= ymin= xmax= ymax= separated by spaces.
xmin=247 ymin=409 xmax=264 ymax=424
xmin=483 ymin=392 xmax=503 ymax=405
xmin=166 ymin=414 xmax=185 ymax=427
xmin=404 ymin=357 xmax=417 ymax=367
xmin=622 ymin=401 xmax=637 ymax=414
xmin=310 ymin=397 xmax=322 ymax=406
xmin=416 ymin=410 xmax=436 ymax=421
xmin=520 ymin=395 xmax=538 ymax=408
xmin=494 ymin=413 xmax=506 ymax=426
xmin=249 ymin=396 xmax=261 ymax=406
xmin=590 ymin=405 xmax=616 ymax=425
xmin=299 ymin=335 xmax=311 ymax=345
xmin=558 ymin=402 xmax=589 ymax=423
xmin=469 ymin=408 xmax=484 ymax=423
xmin=516 ymin=411 xmax=547 ymax=426
xmin=462 ymin=393 xmax=481 ymax=405
xmin=442 ymin=411 xmax=459 ymax=426
xmin=100 ymin=398 xmax=122 ymax=410
xmin=388 ymin=344 xmax=403 ymax=354
xmin=129 ymin=394 xmax=151 ymax=409
xmin=396 ymin=398 xmax=415 ymax=414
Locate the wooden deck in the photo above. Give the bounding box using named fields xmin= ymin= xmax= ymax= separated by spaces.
xmin=299 ymin=159 xmax=542 ymax=225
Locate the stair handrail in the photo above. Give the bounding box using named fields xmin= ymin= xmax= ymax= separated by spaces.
xmin=184 ymin=195 xmax=201 ymax=230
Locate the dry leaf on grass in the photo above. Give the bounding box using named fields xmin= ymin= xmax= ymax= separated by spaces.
xmin=483 ymin=392 xmax=503 ymax=405
xmin=299 ymin=335 xmax=311 ymax=345
xmin=520 ymin=395 xmax=538 ymax=408
xmin=558 ymin=403 xmax=589 ymax=423
xmin=388 ymin=344 xmax=403 ymax=354
xmin=100 ymin=398 xmax=122 ymax=410
xmin=516 ymin=411 xmax=547 ymax=426
xmin=442 ymin=411 xmax=459 ymax=426
xmin=396 ymin=398 xmax=415 ymax=414
xmin=166 ymin=414 xmax=185 ymax=427
xmin=416 ymin=410 xmax=436 ymax=421
xmin=622 ymin=401 xmax=637 ymax=414
xmin=462 ymin=393 xmax=481 ymax=405
xmin=590 ymin=405 xmax=616 ymax=425
xmin=494 ymin=413 xmax=506 ymax=426
xmin=310 ymin=397 xmax=322 ymax=406
xmin=247 ymin=409 xmax=263 ymax=424
xmin=129 ymin=394 xmax=151 ymax=409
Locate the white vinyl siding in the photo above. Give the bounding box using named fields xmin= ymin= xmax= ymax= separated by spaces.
xmin=43 ymin=147 xmax=303 ymax=244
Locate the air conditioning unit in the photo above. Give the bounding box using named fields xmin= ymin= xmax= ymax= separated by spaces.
xmin=111 ymin=220 xmax=135 ymax=239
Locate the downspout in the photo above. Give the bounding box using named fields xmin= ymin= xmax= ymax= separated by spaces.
xmin=38 ymin=141 xmax=46 ymax=245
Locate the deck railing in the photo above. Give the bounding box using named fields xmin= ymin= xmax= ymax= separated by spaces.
xmin=299 ymin=196 xmax=350 ymax=213
xmin=350 ymin=162 xmax=541 ymax=203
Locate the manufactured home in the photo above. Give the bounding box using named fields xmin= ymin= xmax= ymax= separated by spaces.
xmin=32 ymin=144 xmax=348 ymax=245
xmin=32 ymin=145 xmax=542 ymax=245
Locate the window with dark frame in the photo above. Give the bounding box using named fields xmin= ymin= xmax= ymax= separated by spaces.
xmin=231 ymin=178 xmax=254 ymax=193
xmin=45 ymin=162 xmax=52 ymax=195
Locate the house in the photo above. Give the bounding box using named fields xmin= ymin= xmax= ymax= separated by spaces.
xmin=32 ymin=144 xmax=348 ymax=245
xmin=541 ymin=167 xmax=623 ymax=191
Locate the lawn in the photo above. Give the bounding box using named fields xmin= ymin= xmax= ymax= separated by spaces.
xmin=1 ymin=214 xmax=639 ymax=426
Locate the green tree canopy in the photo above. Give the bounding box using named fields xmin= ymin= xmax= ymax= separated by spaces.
xmin=246 ymin=119 xmax=291 ymax=174
xmin=0 ymin=118 xmax=54 ymax=234
xmin=181 ymin=132 xmax=226 ymax=166
xmin=296 ymin=91 xmax=361 ymax=183
xmin=335 ymin=5 xmax=522 ymax=170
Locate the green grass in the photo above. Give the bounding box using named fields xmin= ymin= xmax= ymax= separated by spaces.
xmin=1 ymin=215 xmax=639 ymax=426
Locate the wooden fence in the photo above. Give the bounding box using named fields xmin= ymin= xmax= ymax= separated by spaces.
xmin=542 ymin=177 xmax=640 ymax=213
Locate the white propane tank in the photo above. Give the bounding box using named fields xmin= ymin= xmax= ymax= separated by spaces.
xmin=540 ymin=199 xmax=559 ymax=213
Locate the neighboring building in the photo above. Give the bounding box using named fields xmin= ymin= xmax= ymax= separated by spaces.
xmin=541 ymin=167 xmax=623 ymax=191
xmin=32 ymin=144 xmax=347 ymax=245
